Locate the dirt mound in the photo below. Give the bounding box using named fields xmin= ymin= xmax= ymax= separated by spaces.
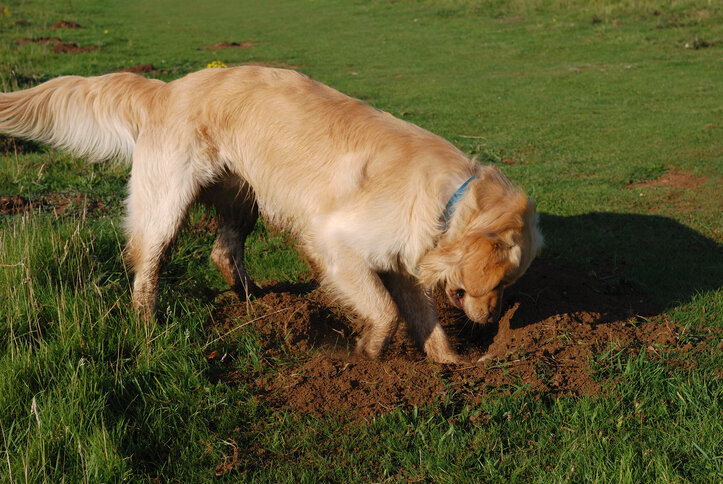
xmin=115 ymin=64 xmax=168 ymax=75
xmin=0 ymin=135 xmax=42 ymax=154
xmin=50 ymin=20 xmax=82 ymax=29
xmin=52 ymin=42 xmax=97 ymax=54
xmin=14 ymin=37 xmax=97 ymax=54
xmin=0 ymin=193 xmax=105 ymax=217
xmin=203 ymin=41 xmax=253 ymax=50
xmin=14 ymin=36 xmax=62 ymax=46
xmin=0 ymin=195 xmax=43 ymax=215
xmin=208 ymin=259 xmax=713 ymax=420
xmin=244 ymin=62 xmax=301 ymax=69
xmin=628 ymin=169 xmax=707 ymax=189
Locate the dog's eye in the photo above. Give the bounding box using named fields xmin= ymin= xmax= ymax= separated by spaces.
xmin=454 ymin=289 xmax=465 ymax=299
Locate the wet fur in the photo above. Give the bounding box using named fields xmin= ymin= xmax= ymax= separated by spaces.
xmin=0 ymin=66 xmax=542 ymax=363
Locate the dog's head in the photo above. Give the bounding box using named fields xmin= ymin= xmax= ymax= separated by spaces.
xmin=418 ymin=168 xmax=543 ymax=324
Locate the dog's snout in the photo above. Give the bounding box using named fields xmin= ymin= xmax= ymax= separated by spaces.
xmin=455 ymin=287 xmax=505 ymax=325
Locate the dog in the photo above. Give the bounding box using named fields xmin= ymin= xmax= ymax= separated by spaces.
xmin=0 ymin=66 xmax=542 ymax=363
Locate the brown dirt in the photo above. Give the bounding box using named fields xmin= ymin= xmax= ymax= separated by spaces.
xmin=243 ymin=61 xmax=301 ymax=69
xmin=626 ymin=169 xmax=719 ymax=216
xmin=0 ymin=192 xmax=105 ymax=217
xmin=628 ymin=169 xmax=707 ymax=190
xmin=203 ymin=41 xmax=253 ymax=50
xmin=207 ymin=259 xmax=715 ymax=420
xmin=0 ymin=135 xmax=41 ymax=154
xmin=0 ymin=195 xmax=43 ymax=215
xmin=115 ymin=64 xmax=169 ymax=75
xmin=50 ymin=20 xmax=82 ymax=29
xmin=51 ymin=42 xmax=97 ymax=54
xmin=14 ymin=37 xmax=97 ymax=53
xmin=14 ymin=36 xmax=62 ymax=46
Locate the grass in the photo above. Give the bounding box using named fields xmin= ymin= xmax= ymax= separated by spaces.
xmin=1 ymin=0 xmax=721 ymax=481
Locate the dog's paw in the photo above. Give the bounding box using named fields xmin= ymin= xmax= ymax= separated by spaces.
xmin=426 ymin=350 xmax=463 ymax=365
xmin=476 ymin=353 xmax=495 ymax=363
xmin=354 ymin=336 xmax=383 ymax=360
xmin=232 ymin=279 xmax=263 ymax=299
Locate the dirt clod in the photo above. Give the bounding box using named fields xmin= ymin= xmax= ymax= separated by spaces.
xmin=0 ymin=195 xmax=43 ymax=215
xmin=51 ymin=42 xmax=97 ymax=54
xmin=115 ymin=64 xmax=167 ymax=75
xmin=0 ymin=135 xmax=42 ymax=154
xmin=0 ymin=192 xmax=105 ymax=217
xmin=50 ymin=20 xmax=82 ymax=29
xmin=14 ymin=37 xmax=97 ymax=54
xmin=628 ymin=169 xmax=707 ymax=190
xmin=203 ymin=41 xmax=253 ymax=50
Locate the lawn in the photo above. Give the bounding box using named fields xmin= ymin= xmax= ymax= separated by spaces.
xmin=0 ymin=0 xmax=721 ymax=481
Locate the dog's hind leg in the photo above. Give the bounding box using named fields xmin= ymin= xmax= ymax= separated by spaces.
xmin=200 ymin=174 xmax=261 ymax=298
xmin=124 ymin=145 xmax=202 ymax=321
xmin=383 ymin=273 xmax=460 ymax=364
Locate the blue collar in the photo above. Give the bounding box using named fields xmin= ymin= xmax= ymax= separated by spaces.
xmin=441 ymin=176 xmax=477 ymax=231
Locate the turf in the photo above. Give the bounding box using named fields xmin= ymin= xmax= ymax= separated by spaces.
xmin=1 ymin=0 xmax=721 ymax=481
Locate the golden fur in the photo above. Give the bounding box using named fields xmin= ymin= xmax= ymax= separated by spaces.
xmin=0 ymin=66 xmax=542 ymax=363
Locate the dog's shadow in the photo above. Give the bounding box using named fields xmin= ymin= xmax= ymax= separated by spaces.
xmin=497 ymin=212 xmax=722 ymax=332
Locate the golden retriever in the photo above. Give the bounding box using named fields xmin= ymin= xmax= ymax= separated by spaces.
xmin=0 ymin=66 xmax=542 ymax=363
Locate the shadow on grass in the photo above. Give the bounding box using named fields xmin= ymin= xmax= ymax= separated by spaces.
xmin=504 ymin=212 xmax=722 ymax=329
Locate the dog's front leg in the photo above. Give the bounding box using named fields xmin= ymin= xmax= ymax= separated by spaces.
xmin=383 ymin=273 xmax=460 ymax=364
xmin=317 ymin=251 xmax=402 ymax=358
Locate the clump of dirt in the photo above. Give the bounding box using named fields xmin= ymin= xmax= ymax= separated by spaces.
xmin=47 ymin=192 xmax=105 ymax=216
xmin=208 ymin=259 xmax=714 ymax=420
xmin=203 ymin=41 xmax=253 ymax=50
xmin=0 ymin=135 xmax=42 ymax=154
xmin=0 ymin=195 xmax=43 ymax=215
xmin=14 ymin=36 xmax=62 ymax=46
xmin=115 ymin=64 xmax=168 ymax=75
xmin=243 ymin=61 xmax=301 ymax=69
xmin=50 ymin=20 xmax=82 ymax=29
xmin=628 ymin=169 xmax=707 ymax=190
xmin=51 ymin=42 xmax=96 ymax=54
xmin=14 ymin=37 xmax=97 ymax=54
xmin=190 ymin=213 xmax=219 ymax=235
xmin=0 ymin=192 xmax=105 ymax=217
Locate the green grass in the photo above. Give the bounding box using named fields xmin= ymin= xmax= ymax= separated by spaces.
xmin=1 ymin=0 xmax=721 ymax=481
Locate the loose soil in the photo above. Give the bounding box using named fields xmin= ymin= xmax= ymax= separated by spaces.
xmin=0 ymin=135 xmax=42 ymax=154
xmin=628 ymin=169 xmax=707 ymax=190
xmin=0 ymin=193 xmax=105 ymax=217
xmin=115 ymin=64 xmax=168 ymax=75
xmin=14 ymin=37 xmax=97 ymax=54
xmin=0 ymin=195 xmax=43 ymax=215
xmin=203 ymin=41 xmax=253 ymax=50
xmin=50 ymin=20 xmax=82 ymax=29
xmin=243 ymin=61 xmax=301 ymax=69
xmin=208 ymin=259 xmax=717 ymax=420
xmin=627 ymin=169 xmax=719 ymax=216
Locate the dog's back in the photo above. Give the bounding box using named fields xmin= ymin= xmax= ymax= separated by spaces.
xmin=150 ymin=67 xmax=470 ymax=231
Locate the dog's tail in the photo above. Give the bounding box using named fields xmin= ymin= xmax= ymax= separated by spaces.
xmin=0 ymin=73 xmax=164 ymax=162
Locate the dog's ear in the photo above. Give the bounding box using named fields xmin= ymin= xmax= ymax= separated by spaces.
xmin=417 ymin=243 xmax=463 ymax=289
xmin=467 ymin=176 xmax=529 ymax=238
xmin=461 ymin=235 xmax=514 ymax=296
